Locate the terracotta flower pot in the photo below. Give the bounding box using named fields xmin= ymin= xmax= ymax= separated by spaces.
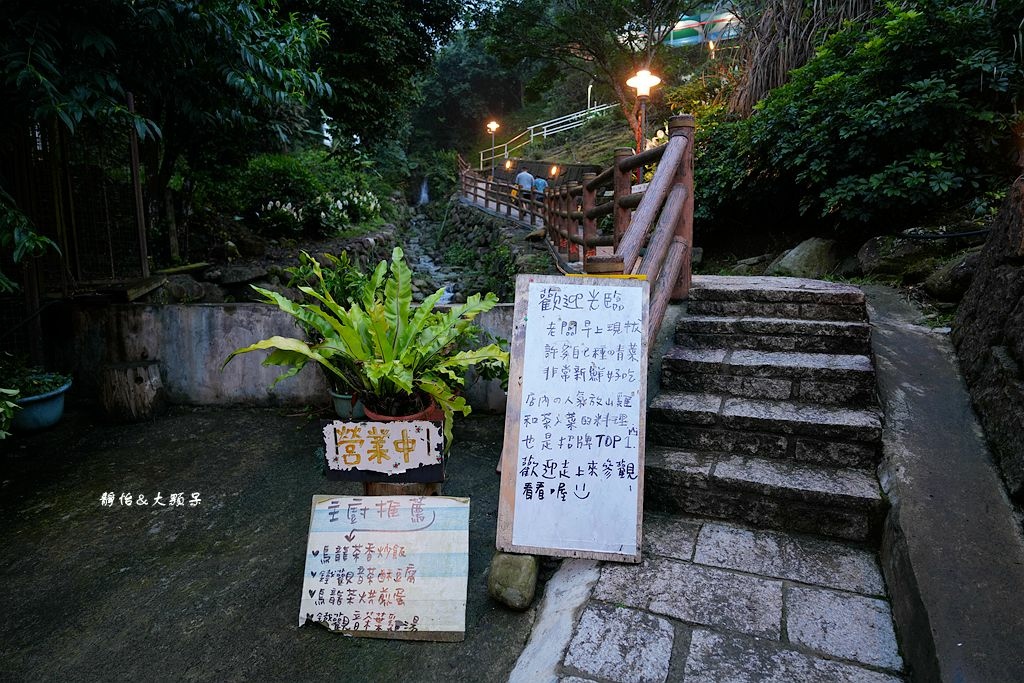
xmin=362 ymin=400 xmax=443 ymax=424
xmin=361 ymin=396 xmax=444 ymax=496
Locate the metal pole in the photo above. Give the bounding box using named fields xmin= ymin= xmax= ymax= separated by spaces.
xmin=490 ymin=131 xmax=495 ymax=178
xmin=640 ymin=96 xmax=648 ymax=152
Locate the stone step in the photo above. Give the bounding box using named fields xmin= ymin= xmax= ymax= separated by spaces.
xmin=687 ymin=298 xmax=867 ymax=321
xmin=690 ymin=275 xmax=865 ymax=306
xmin=676 ymin=315 xmax=872 ymax=354
xmin=648 ymin=392 xmax=882 ymax=468
xmin=644 ymin=447 xmax=887 ymax=542
xmin=661 ymin=347 xmax=876 ymax=406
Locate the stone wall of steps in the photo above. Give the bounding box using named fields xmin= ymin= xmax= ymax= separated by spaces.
xmin=645 ymin=276 xmax=886 ymax=543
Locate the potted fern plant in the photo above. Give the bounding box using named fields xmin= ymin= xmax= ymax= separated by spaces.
xmin=282 ymin=250 xmax=371 ymax=419
xmin=224 ymin=246 xmax=508 ymax=447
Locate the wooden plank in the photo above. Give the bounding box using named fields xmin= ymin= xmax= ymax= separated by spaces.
xmin=585 ymin=255 xmax=625 ymax=274
xmin=497 ymin=275 xmax=648 ymax=563
xmin=299 ymin=495 xmax=469 ymax=641
xmin=155 ymin=262 xmax=211 ymax=275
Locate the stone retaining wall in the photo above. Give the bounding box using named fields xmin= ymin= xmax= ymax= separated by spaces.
xmin=71 ymin=302 xmax=513 ymax=412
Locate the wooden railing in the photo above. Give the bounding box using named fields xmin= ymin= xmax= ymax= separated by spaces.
xmin=460 ymin=114 xmax=695 ymax=342
xmin=459 ymin=173 xmax=547 ymax=227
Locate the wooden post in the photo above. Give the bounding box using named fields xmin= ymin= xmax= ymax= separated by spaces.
xmin=669 ymin=115 xmax=695 ymax=299
xmin=613 ymin=147 xmax=633 ymax=250
xmin=568 ymin=183 xmax=580 ymax=262
xmin=552 ymin=187 xmax=561 ymax=248
xmin=542 ymin=188 xmax=551 ymax=234
xmin=559 ymin=186 xmax=570 ymax=256
xmin=581 ymin=172 xmax=597 ymax=270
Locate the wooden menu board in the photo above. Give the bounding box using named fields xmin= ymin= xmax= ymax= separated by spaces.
xmin=496 ymin=275 xmax=648 ymax=563
xmin=299 ymin=495 xmax=470 ymax=641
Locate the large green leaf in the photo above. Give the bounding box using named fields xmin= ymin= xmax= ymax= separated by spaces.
xmin=382 ymin=246 xmax=412 ymax=355
xmin=394 ymin=287 xmax=447 ymax=361
xmin=417 ymin=292 xmax=498 ymax=360
xmin=417 ymin=376 xmax=470 ymax=449
xmin=223 ymin=335 xmax=344 ymax=380
xmin=361 ymin=258 xmax=388 ymax=310
xmin=366 ymin=302 xmax=395 ymax=364
xmin=250 ymin=285 xmax=336 ymax=340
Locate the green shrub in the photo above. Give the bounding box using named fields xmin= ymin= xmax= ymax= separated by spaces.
xmin=696 ymin=0 xmax=1023 ymax=236
xmin=228 ymin=149 xmax=383 ymax=238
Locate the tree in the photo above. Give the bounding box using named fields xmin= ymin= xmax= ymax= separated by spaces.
xmin=480 ymin=0 xmax=697 ymax=147
xmin=727 ymin=0 xmax=876 ymax=116
xmin=694 ymin=0 xmax=1024 ymax=236
xmin=1 ymin=0 xmax=332 ymax=263
xmin=287 ymin=0 xmax=462 ymax=147
xmin=412 ymin=29 xmax=525 ymax=153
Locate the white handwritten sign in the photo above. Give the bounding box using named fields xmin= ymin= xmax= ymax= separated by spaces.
xmin=322 ymin=421 xmax=444 ymax=475
xmin=497 ymin=275 xmax=648 ymax=563
xmin=298 ymin=495 xmax=470 ymax=641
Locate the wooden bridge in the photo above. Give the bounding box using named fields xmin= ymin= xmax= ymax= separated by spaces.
xmin=460 ymin=114 xmax=696 ymax=342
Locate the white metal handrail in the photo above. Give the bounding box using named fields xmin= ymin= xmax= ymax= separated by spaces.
xmin=479 ymin=103 xmax=617 ymax=170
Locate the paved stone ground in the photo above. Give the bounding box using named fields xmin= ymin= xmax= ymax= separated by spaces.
xmin=0 ymin=409 xmax=542 ymax=682
xmin=551 ymin=514 xmax=905 ymax=683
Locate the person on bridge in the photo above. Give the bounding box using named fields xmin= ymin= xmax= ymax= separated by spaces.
xmin=515 ymin=166 xmax=534 ymax=196
xmin=532 ymin=174 xmax=548 ymax=201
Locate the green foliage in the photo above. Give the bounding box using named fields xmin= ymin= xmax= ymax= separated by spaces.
xmin=1 ymin=387 xmax=19 ymax=440
xmin=696 ymin=0 xmax=1024 ymax=234
xmin=411 ymin=29 xmax=526 ymax=153
xmin=0 ymin=189 xmax=60 ymax=293
xmin=285 ymin=251 xmax=370 ymax=308
xmin=664 ymin=60 xmax=738 ymax=122
xmin=221 ymin=149 xmax=382 ymax=238
xmin=224 ymin=246 xmax=509 ymax=446
xmin=291 ymin=0 xmax=460 ymax=147
xmin=423 ymin=150 xmax=461 ymax=200
xmin=479 ymin=0 xmax=695 ymax=143
xmin=0 ymin=353 xmax=72 ymax=399
xmin=1 ymin=0 xmax=335 ymax=267
xmin=1 ymin=1 xmax=332 ymax=141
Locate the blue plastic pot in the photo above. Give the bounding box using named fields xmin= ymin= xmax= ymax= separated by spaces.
xmin=12 ymin=381 xmax=72 ymax=432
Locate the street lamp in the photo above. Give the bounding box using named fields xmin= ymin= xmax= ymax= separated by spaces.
xmin=486 ymin=120 xmax=500 ymax=178
xmin=626 ymin=69 xmax=661 ymax=153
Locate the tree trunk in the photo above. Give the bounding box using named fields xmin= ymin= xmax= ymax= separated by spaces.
xmin=99 ymin=361 xmax=167 ymax=421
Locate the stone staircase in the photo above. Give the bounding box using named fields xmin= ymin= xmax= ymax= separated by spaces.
xmin=646 ymin=275 xmax=887 ymax=543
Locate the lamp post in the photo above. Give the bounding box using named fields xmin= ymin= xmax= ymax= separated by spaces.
xmin=486 ymin=120 xmax=499 ymax=178
xmin=626 ymin=69 xmax=661 ymax=154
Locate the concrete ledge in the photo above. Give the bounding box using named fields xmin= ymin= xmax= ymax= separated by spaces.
xmin=866 ymin=285 xmax=1024 ymax=682
xmin=71 ymin=302 xmax=513 ymax=410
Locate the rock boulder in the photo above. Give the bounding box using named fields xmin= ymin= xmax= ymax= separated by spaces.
xmin=857 ymin=236 xmax=948 ymax=282
xmin=767 ymin=238 xmax=839 ymax=278
xmin=923 ymin=248 xmax=982 ymax=302
xmin=487 ymin=552 xmax=538 ymax=610
xmin=952 ymin=180 xmax=1024 ymax=499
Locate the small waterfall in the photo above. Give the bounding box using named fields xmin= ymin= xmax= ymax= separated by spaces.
xmin=417 ymin=178 xmax=430 ymax=206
